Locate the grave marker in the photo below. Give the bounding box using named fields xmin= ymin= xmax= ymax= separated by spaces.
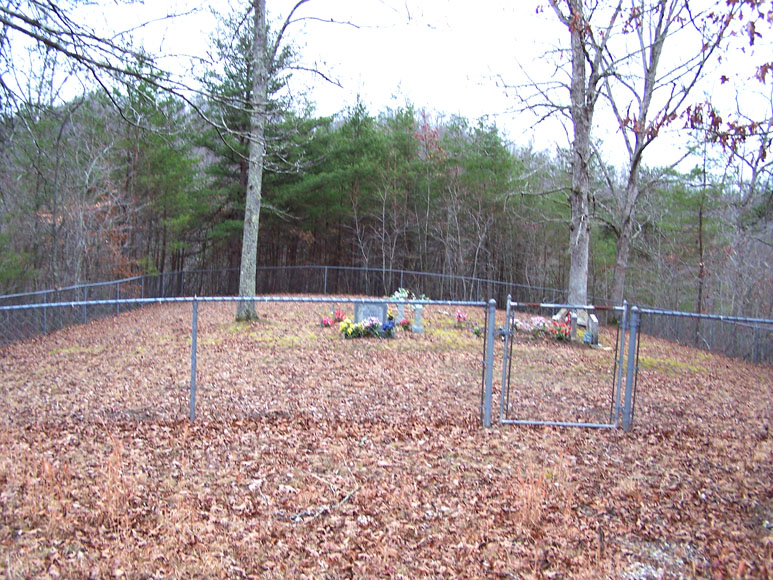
xmin=411 ymin=304 xmax=425 ymax=333
xmin=588 ymin=314 xmax=599 ymax=345
xmin=354 ymin=301 xmax=388 ymax=324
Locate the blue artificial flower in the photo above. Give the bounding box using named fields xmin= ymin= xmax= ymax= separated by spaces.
xmin=381 ymin=319 xmax=396 ymax=338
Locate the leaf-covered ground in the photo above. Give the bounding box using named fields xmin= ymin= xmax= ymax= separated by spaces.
xmin=0 ymin=300 xmax=771 ymax=579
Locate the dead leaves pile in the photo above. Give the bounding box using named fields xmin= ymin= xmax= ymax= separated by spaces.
xmin=0 ymin=300 xmax=771 ymax=578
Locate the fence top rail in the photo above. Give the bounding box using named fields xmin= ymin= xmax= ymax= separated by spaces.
xmin=638 ymin=307 xmax=773 ymax=326
xmin=278 ymin=264 xmax=564 ymax=293
xmin=0 ymin=295 xmax=489 ymax=312
xmin=509 ymin=301 xmax=624 ymax=312
xmin=0 ymin=275 xmax=146 ymax=300
xmin=0 ymin=265 xmax=571 ymax=303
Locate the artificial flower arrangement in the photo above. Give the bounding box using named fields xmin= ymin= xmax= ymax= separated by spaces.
xmin=548 ymin=319 xmax=571 ymax=341
xmin=321 ymin=308 xmax=346 ymax=327
xmin=338 ymin=316 xmax=396 ymax=339
xmin=514 ymin=315 xmax=572 ymax=342
xmin=454 ymin=309 xmax=483 ymax=338
xmin=390 ymin=287 xmax=428 ymax=302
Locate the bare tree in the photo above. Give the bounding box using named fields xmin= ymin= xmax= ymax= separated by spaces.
xmin=548 ymin=0 xmax=622 ymax=307
xmin=597 ymin=0 xmax=741 ymax=311
xmin=236 ymin=0 xmax=269 ymax=320
xmin=236 ymin=0 xmax=324 ymax=319
xmin=530 ymin=0 xmax=761 ymax=312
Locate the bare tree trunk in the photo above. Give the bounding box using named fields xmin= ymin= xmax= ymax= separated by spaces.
xmin=564 ymin=0 xmax=596 ymax=307
xmin=237 ymin=0 xmax=267 ymax=321
xmin=549 ymin=0 xmax=621 ymax=306
xmin=611 ymin=216 xmax=633 ymax=310
xmin=695 ymin=191 xmax=706 ymax=346
xmin=610 ymin=176 xmax=640 ymax=309
xmin=567 ymin=167 xmax=591 ymax=306
xmin=606 ymin=1 xmax=669 ymax=310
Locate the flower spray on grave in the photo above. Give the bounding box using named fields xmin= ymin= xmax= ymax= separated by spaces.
xmin=514 ymin=315 xmax=570 ymax=342
xmin=389 ymin=287 xmax=428 ymax=332
xmin=338 ymin=317 xmax=361 ymax=338
xmin=549 ymin=319 xmax=571 ymax=342
xmin=452 ymin=309 xmax=483 ymax=338
xmin=321 ymin=307 xmax=347 ymax=328
xmin=362 ymin=316 xmax=383 ymax=338
xmin=338 ymin=316 xmax=396 ymax=339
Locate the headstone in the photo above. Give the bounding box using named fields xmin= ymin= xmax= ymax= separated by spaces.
xmin=354 ymin=301 xmax=388 ymax=324
xmin=411 ymin=304 xmax=424 ymax=333
xmin=552 ymin=308 xmax=568 ymax=323
xmin=554 ymin=307 xmax=589 ymax=327
xmin=587 ymin=314 xmax=599 ymax=346
xmin=396 ymin=303 xmax=405 ymax=321
xmin=570 ymin=311 xmax=578 ymax=341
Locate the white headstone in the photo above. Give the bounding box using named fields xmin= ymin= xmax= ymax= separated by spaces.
xmin=588 ymin=314 xmax=599 ymax=345
xmin=411 ymin=304 xmax=424 ymax=333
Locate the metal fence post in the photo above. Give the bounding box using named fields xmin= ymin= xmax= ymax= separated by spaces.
xmin=116 ymin=281 xmax=120 ymax=316
xmin=615 ymin=301 xmax=628 ymax=426
xmin=189 ymin=297 xmax=199 ymax=422
xmin=753 ymin=326 xmax=760 ymax=363
xmin=499 ymin=295 xmax=512 ymax=424
xmin=324 ymin=266 xmax=328 ymax=295
xmin=622 ymin=306 xmax=640 ymax=432
xmin=83 ymin=287 xmax=88 ymax=324
xmin=42 ymin=291 xmax=48 ymax=335
xmin=482 ymin=298 xmax=497 ymax=427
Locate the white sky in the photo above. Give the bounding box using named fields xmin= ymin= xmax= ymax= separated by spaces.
xmin=86 ymin=1 xmax=568 ymax=148
xmin=76 ymin=0 xmax=773 ymax=169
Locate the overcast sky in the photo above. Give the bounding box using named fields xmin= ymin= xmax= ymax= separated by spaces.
xmin=84 ymin=0 xmax=771 ymax=168
xmin=87 ymin=1 xmax=569 ymax=147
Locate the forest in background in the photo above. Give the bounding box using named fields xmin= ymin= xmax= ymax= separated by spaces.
xmin=2 ymin=89 xmax=770 ymax=319
xmin=0 ymin=2 xmax=771 ymax=320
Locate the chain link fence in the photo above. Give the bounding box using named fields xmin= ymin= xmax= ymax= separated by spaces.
xmin=0 ymin=266 xmax=563 ymax=347
xmin=1 ymin=266 xmax=770 ymax=363
xmin=1 ymin=295 xmax=492 ymax=424
xmin=630 ymin=307 xmax=773 ymax=436
xmin=638 ymin=308 xmax=772 ymax=364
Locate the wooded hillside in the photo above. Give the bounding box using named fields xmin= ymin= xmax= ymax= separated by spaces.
xmin=1 ymin=93 xmax=770 ymax=319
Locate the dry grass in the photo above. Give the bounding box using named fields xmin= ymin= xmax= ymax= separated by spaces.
xmin=0 ymin=299 xmax=771 ymax=578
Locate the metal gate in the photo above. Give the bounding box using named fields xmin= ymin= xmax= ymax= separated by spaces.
xmin=492 ymin=298 xmax=640 ymax=430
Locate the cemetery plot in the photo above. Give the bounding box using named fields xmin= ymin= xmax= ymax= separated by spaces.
xmin=185 ymin=300 xmax=485 ymax=424
xmin=0 ymin=300 xmax=771 ymax=579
